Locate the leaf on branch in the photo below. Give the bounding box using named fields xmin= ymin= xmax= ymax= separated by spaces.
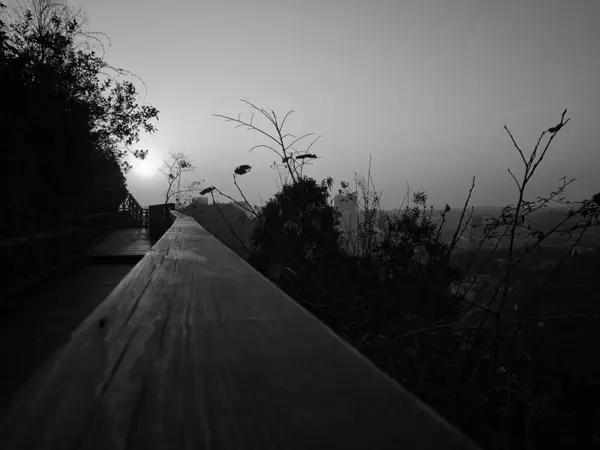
xmin=234 ymin=164 xmax=252 ymax=175
xmin=132 ymin=149 xmax=148 ymax=160
xmin=295 ymin=153 xmax=317 ymax=160
xmin=200 ymin=186 xmax=216 ymax=195
xmin=320 ymin=177 xmax=334 ymax=191
xmin=547 ymin=124 xmax=562 ymax=134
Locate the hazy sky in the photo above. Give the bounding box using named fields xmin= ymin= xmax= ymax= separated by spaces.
xmin=75 ymin=0 xmax=599 ymax=210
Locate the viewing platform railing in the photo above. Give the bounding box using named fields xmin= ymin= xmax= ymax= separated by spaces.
xmin=0 ymin=210 xmax=480 ymax=449
xmin=119 ymin=192 xmax=149 ymax=228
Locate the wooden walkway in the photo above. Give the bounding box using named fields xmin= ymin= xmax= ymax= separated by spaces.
xmin=0 ymin=227 xmax=152 ymax=407
xmin=0 ymin=212 xmax=480 ymax=450
xmin=88 ymin=228 xmax=152 ymax=261
xmin=0 ymin=263 xmax=137 ymax=408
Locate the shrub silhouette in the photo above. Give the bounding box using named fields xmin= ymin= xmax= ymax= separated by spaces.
xmin=370 ymin=191 xmax=463 ymax=320
xmin=248 ymin=176 xmax=343 ymax=299
xmin=0 ymin=1 xmax=158 ymax=237
xmin=211 ymin=100 xmax=600 ymax=449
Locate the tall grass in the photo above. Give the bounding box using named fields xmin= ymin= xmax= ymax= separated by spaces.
xmin=205 ymin=102 xmax=600 ymax=449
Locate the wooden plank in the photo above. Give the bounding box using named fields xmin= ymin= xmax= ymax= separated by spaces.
xmin=90 ymin=228 xmax=152 ymax=257
xmin=0 ymin=211 xmax=480 ymax=450
xmin=0 ymin=263 xmax=136 ymax=407
xmin=0 ymin=213 xmax=111 ymax=250
xmin=0 ymin=214 xmax=119 ymax=304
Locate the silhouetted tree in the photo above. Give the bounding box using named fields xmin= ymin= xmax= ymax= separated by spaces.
xmin=0 ymin=0 xmax=158 ymax=236
xmin=159 ymin=151 xmax=195 ymax=208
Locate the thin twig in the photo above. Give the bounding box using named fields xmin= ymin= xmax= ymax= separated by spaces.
xmin=446 ymin=176 xmax=476 ymax=261
xmin=503 ymin=125 xmax=528 ymax=167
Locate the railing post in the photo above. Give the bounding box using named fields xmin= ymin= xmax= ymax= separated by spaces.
xmin=118 ymin=191 xmax=153 ymax=229
xmin=148 ymin=203 xmax=175 ymax=240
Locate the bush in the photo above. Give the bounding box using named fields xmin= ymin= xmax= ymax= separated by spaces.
xmin=214 ymin=101 xmax=600 ymax=448
xmin=248 ymin=176 xmax=343 ymax=300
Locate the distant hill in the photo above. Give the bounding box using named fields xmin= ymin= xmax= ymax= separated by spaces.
xmin=226 ymin=200 xmax=255 ymax=217
xmin=348 ymin=205 xmax=586 ymax=245
xmin=179 ymin=200 xmax=594 ymax=260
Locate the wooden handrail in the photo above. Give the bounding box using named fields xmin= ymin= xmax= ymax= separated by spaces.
xmin=0 ymin=211 xmax=480 ymax=449
xmin=119 ymin=192 xmax=149 ymax=228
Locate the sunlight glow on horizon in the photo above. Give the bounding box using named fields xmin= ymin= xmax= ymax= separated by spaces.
xmin=82 ymin=0 xmax=600 ymax=209
xmin=132 ymin=152 xmax=161 ymax=178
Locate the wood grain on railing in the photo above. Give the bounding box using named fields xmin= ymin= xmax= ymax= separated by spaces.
xmin=0 ymin=211 xmax=480 ymax=450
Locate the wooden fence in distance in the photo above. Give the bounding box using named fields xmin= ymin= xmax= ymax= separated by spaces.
xmin=119 ymin=192 xmax=149 ymax=228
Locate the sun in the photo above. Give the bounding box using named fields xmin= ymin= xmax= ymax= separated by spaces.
xmin=133 ymin=154 xmax=160 ymax=178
